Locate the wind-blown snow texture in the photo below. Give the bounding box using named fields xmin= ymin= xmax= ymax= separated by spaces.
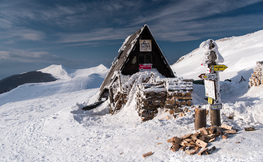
xmin=1 ymin=30 xmax=263 ymax=161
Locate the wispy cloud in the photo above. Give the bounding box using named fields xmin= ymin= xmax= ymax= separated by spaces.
xmin=128 ymin=0 xmax=263 ymax=42
xmin=0 ymin=0 xmax=262 ymax=44
xmin=57 ymin=27 xmax=138 ymax=43
xmin=0 ymin=50 xmax=50 ymax=63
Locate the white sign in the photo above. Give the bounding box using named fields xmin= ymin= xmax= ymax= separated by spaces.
xmin=204 ymin=80 xmax=216 ymax=99
xmin=140 ymin=40 xmax=152 ymax=52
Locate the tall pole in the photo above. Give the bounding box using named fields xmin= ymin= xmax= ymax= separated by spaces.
xmin=209 ymin=68 xmax=221 ymax=126
xmin=201 ymin=40 xmax=226 ymax=126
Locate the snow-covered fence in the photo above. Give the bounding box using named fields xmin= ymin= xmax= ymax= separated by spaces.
xmin=249 ymin=61 xmax=263 ymax=87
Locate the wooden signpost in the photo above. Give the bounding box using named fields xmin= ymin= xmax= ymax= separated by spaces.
xmin=197 ymin=39 xmax=227 ymax=127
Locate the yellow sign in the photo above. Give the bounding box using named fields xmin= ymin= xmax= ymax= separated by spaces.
xmin=213 ymin=65 xmax=228 ymax=71
xmin=208 ymin=97 xmax=213 ymax=104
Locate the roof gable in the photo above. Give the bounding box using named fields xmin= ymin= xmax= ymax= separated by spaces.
xmin=98 ymin=25 xmax=174 ymax=99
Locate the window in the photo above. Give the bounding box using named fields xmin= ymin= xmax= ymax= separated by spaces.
xmin=131 ymin=56 xmax=137 ymax=64
xmin=139 ymin=54 xmax=152 ymax=64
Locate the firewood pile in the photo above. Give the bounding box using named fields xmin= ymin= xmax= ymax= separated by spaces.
xmin=136 ymin=79 xmax=194 ymax=121
xmin=167 ymin=124 xmax=237 ymax=155
xmin=109 ymin=78 xmax=129 ymax=114
xmin=109 ymin=72 xmax=154 ymax=114
xmin=165 ymin=79 xmax=194 ymax=109
xmin=108 ymin=71 xmax=194 ymax=121
xmin=136 ymin=82 xmax=167 ymax=121
xmin=249 ymin=61 xmax=263 ymax=87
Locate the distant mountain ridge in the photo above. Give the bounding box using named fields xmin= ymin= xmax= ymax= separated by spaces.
xmin=0 ymin=71 xmax=56 ymax=94
xmin=0 ymin=64 xmax=109 ymax=94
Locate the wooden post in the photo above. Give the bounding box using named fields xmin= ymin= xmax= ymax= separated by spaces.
xmin=194 ymin=108 xmax=206 ymax=130
xmin=201 ymin=39 xmax=225 ymax=127
xmin=209 ymin=108 xmax=221 ymax=126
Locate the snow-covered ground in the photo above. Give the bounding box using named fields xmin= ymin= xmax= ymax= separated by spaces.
xmin=1 ymin=30 xmax=263 ymax=161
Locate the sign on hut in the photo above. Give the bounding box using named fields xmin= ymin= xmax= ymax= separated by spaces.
xmin=97 ymin=25 xmax=194 ymax=121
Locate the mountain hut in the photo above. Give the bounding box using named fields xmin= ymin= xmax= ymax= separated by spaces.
xmin=98 ymin=25 xmax=175 ymax=100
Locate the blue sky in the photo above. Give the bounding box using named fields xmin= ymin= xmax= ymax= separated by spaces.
xmin=0 ymin=0 xmax=263 ymax=80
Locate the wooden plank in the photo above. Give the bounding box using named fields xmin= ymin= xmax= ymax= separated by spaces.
xmin=195 ymin=139 xmax=207 ymax=148
xmin=167 ymin=137 xmax=181 ymax=144
xmin=170 ymin=143 xmax=180 ymax=152
xmin=244 ymin=127 xmax=255 ymax=131
xmin=185 ymin=146 xmax=200 ymax=155
xmin=199 ymin=127 xmax=208 ymax=136
xmin=167 ymin=137 xmax=174 ymax=143
xmin=206 ymin=146 xmax=216 ymax=154
xmin=198 ymin=148 xmax=208 ymax=155
xmin=208 ymin=126 xmax=218 ymax=134
xmin=182 ymin=133 xmax=193 ymax=139
xmin=180 ymin=140 xmax=188 ymax=147
xmin=222 ymin=133 xmax=229 ymax=139
xmin=191 ymin=134 xmax=198 ymax=142
xmin=221 ymin=124 xmax=232 ymax=130
xmin=208 ymin=137 xmax=215 ymax=142
xmin=224 ymin=129 xmax=237 ymax=134
xmin=174 ymin=96 xmax=192 ymax=100
xmin=143 ymin=151 xmax=153 ymax=158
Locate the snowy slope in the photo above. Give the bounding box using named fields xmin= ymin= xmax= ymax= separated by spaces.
xmin=1 ymin=30 xmax=263 ymax=161
xmin=0 ymin=64 xmax=108 ymax=107
xmin=172 ymin=30 xmax=263 ymax=82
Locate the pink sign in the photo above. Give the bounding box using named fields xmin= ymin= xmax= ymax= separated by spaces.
xmin=139 ymin=64 xmax=152 ymax=70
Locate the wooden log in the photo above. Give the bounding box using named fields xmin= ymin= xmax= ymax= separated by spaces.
xmin=191 ymin=134 xmax=198 ymax=142
xmin=185 ymin=146 xmax=200 ymax=155
xmin=210 ymin=108 xmax=221 ymax=126
xmin=180 ymin=140 xmax=189 ymax=147
xmin=222 ymin=133 xmax=229 ymax=139
xmin=174 ymin=96 xmax=192 ymax=100
xmin=208 ymin=137 xmax=215 ymax=142
xmin=206 ymin=146 xmax=216 ymax=154
xmin=221 ymin=124 xmax=232 ymax=130
xmin=179 ymin=112 xmax=185 ymax=117
xmin=199 ymin=127 xmax=208 ymax=136
xmin=208 ymin=126 xmax=218 ymax=134
xmin=195 ymin=108 xmax=206 ymax=130
xmin=167 ymin=137 xmax=181 ymax=144
xmin=224 ymin=129 xmax=237 ymax=134
xmin=244 ymin=127 xmax=255 ymax=131
xmin=182 ymin=133 xmax=193 ymax=139
xmin=168 ymin=109 xmax=174 ymax=115
xmin=198 ymin=148 xmax=208 ymax=155
xmin=167 ymin=137 xmax=175 ymax=143
xmin=195 ymin=139 xmax=207 ymax=148
xmin=186 ymin=100 xmax=192 ymax=106
xmin=143 ymin=151 xmax=153 ymax=158
xmin=184 ymin=138 xmax=193 ymax=143
xmin=170 ymin=143 xmax=180 ymax=152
